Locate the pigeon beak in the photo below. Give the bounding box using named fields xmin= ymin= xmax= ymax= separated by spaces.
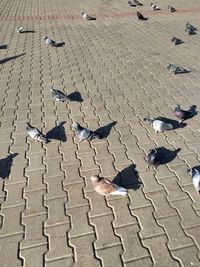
xmin=187 ymin=169 xmax=191 ymax=174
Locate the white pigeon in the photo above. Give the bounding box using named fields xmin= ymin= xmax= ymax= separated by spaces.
xmin=50 ymin=87 xmax=68 ymax=102
xmin=187 ymin=168 xmax=200 ymax=195
xmin=90 ymin=175 xmax=128 ymax=196
xmin=43 ymin=36 xmax=57 ymax=47
xmin=144 ymin=117 xmax=173 ymax=134
xmin=26 ymin=123 xmax=50 ymax=143
xmin=150 ymin=3 xmax=160 ymax=10
xmin=16 ymin=27 xmax=24 ymax=33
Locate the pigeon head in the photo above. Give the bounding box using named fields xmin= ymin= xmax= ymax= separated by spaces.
xmin=90 ymin=175 xmax=100 ymax=182
xmin=43 ymin=36 xmax=48 ymax=41
xmin=26 ymin=122 xmax=32 ymax=130
xmin=80 ymin=12 xmax=85 ymax=16
xmin=187 ymin=168 xmax=200 ymax=177
xmin=72 ymin=122 xmax=81 ymax=131
xmin=144 ymin=117 xmax=154 ymax=123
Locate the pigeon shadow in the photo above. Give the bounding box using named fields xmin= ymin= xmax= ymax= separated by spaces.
xmin=67 ymin=92 xmax=83 ymax=102
xmin=56 ymin=42 xmax=65 ymax=47
xmin=175 ymin=39 xmax=184 ymax=45
xmin=46 ymin=121 xmax=67 ymax=142
xmin=112 ymin=164 xmax=142 ymax=190
xmin=0 ymin=53 xmax=25 ymax=64
xmin=0 ymin=153 xmax=18 ymax=179
xmin=20 ymin=30 xmax=35 ymax=33
xmin=88 ymin=17 xmax=96 ymax=21
xmin=0 ymin=44 xmax=8 ymax=49
xmin=157 ymin=147 xmax=181 ymax=165
xmin=95 ymin=121 xmax=117 ymax=138
xmin=175 ymin=69 xmax=191 ymax=74
xmin=156 ymin=116 xmax=187 ymax=129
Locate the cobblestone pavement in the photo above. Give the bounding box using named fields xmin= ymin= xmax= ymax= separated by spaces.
xmin=0 ymin=0 xmax=200 ymax=266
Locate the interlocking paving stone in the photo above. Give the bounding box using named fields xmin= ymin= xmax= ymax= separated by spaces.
xmin=1 ymin=0 xmax=200 ymax=265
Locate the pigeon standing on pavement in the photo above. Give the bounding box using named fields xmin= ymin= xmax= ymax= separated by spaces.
xmin=150 ymin=3 xmax=160 ymax=10
xmin=185 ymin=22 xmax=197 ymax=35
xmin=44 ymin=36 xmax=58 ymax=47
xmin=144 ymin=117 xmax=173 ymax=134
xmin=16 ymin=27 xmax=24 ymax=33
xmin=137 ymin=12 xmax=148 ymax=20
xmin=167 ymin=64 xmax=189 ymax=74
xmin=168 ymin=5 xmax=176 ymax=12
xmin=90 ymin=175 xmax=128 ymax=196
xmin=50 ymin=87 xmax=68 ymax=102
xmin=26 ymin=123 xmax=50 ymax=143
xmin=128 ymin=1 xmax=136 ymax=7
xmin=187 ymin=168 xmax=200 ymax=195
xmin=171 ymin=36 xmax=182 ymax=45
xmin=173 ymin=104 xmax=193 ymax=123
xmin=81 ymin=12 xmax=96 ymax=20
xmin=72 ymin=122 xmax=103 ymax=142
xmin=134 ymin=0 xmax=143 ymax=6
xmin=145 ymin=148 xmax=161 ymax=170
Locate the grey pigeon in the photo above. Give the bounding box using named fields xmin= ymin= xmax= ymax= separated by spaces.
xmin=145 ymin=148 xmax=160 ymax=170
xmin=144 ymin=117 xmax=173 ymax=134
xmin=26 ymin=122 xmax=50 ymax=143
xmin=44 ymin=36 xmax=57 ymax=47
xmin=90 ymin=175 xmax=127 ymax=196
xmin=72 ymin=122 xmax=103 ymax=142
xmin=134 ymin=0 xmax=143 ymax=6
xmin=150 ymin=3 xmax=160 ymax=10
xmin=50 ymin=87 xmax=68 ymax=102
xmin=167 ymin=64 xmax=188 ymax=74
xmin=186 ymin=22 xmax=197 ymax=31
xmin=187 ymin=168 xmax=200 ymax=195
xmin=128 ymin=1 xmax=136 ymax=6
xmin=185 ymin=22 xmax=197 ymax=35
xmin=173 ymin=104 xmax=193 ymax=123
xmin=171 ymin=36 xmax=182 ymax=45
xmin=16 ymin=27 xmax=24 ymax=33
xmin=168 ymin=5 xmax=176 ymax=12
xmin=81 ymin=12 xmax=96 ymax=20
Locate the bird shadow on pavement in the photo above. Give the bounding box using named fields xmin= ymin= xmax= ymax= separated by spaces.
xmin=67 ymin=91 xmax=83 ymax=102
xmin=156 ymin=116 xmax=187 ymax=129
xmin=95 ymin=121 xmax=117 ymax=138
xmin=46 ymin=121 xmax=67 ymax=142
xmin=56 ymin=42 xmax=65 ymax=47
xmin=0 ymin=53 xmax=25 ymax=64
xmin=20 ymin=30 xmax=35 ymax=33
xmin=0 ymin=44 xmax=8 ymax=49
xmin=0 ymin=153 xmax=18 ymax=179
xmin=156 ymin=147 xmax=181 ymax=165
xmin=112 ymin=164 xmax=142 ymax=190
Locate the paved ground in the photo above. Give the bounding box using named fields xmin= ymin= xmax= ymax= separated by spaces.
xmin=0 ymin=0 xmax=200 ymax=266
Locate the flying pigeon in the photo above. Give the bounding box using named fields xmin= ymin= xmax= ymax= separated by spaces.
xmin=90 ymin=175 xmax=128 ymax=196
xmin=72 ymin=122 xmax=103 ymax=142
xmin=26 ymin=123 xmax=50 ymax=143
xmin=16 ymin=27 xmax=24 ymax=33
xmin=128 ymin=1 xmax=136 ymax=6
xmin=167 ymin=64 xmax=188 ymax=74
xmin=50 ymin=87 xmax=68 ymax=102
xmin=150 ymin=3 xmax=160 ymax=10
xmin=137 ymin=12 xmax=148 ymax=20
xmin=187 ymin=168 xmax=200 ymax=195
xmin=145 ymin=148 xmax=160 ymax=170
xmin=171 ymin=36 xmax=182 ymax=45
xmin=144 ymin=117 xmax=173 ymax=134
xmin=173 ymin=104 xmax=193 ymax=123
xmin=134 ymin=0 xmax=143 ymax=6
xmin=168 ymin=5 xmax=176 ymax=12
xmin=81 ymin=12 xmax=96 ymax=20
xmin=44 ymin=36 xmax=58 ymax=47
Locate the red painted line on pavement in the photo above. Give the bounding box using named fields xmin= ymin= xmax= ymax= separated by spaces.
xmin=0 ymin=7 xmax=200 ymax=21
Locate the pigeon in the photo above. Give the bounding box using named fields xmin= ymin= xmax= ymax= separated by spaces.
xmin=150 ymin=3 xmax=160 ymax=10
xmin=44 ymin=36 xmax=57 ymax=47
xmin=137 ymin=12 xmax=148 ymax=20
xmin=128 ymin=1 xmax=136 ymax=7
xmin=72 ymin=122 xmax=103 ymax=142
xmin=187 ymin=168 xmax=200 ymax=195
xmin=16 ymin=27 xmax=24 ymax=33
xmin=26 ymin=123 xmax=50 ymax=143
xmin=168 ymin=5 xmax=176 ymax=12
xmin=173 ymin=104 xmax=192 ymax=123
xmin=81 ymin=12 xmax=96 ymax=20
xmin=171 ymin=36 xmax=182 ymax=45
xmin=50 ymin=87 xmax=68 ymax=102
xmin=167 ymin=64 xmax=188 ymax=74
xmin=145 ymin=148 xmax=160 ymax=170
xmin=144 ymin=117 xmax=173 ymax=134
xmin=133 ymin=0 xmax=143 ymax=6
xmin=186 ymin=22 xmax=197 ymax=31
xmin=185 ymin=26 xmax=195 ymax=35
xmin=90 ymin=175 xmax=128 ymax=196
